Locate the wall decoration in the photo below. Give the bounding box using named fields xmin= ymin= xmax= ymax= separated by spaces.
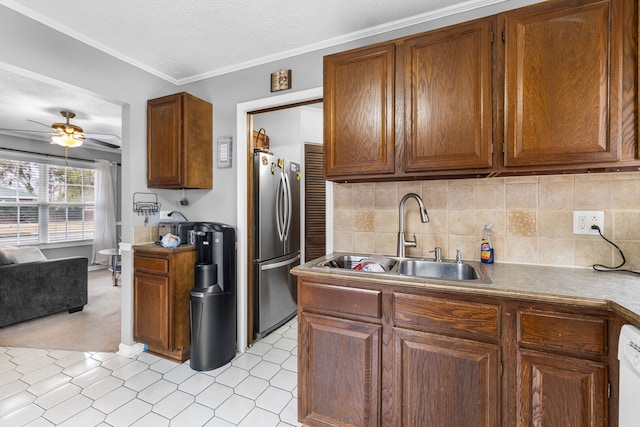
xmin=271 ymin=69 xmax=291 ymax=92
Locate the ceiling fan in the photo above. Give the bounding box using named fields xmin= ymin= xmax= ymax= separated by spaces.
xmin=0 ymin=110 xmax=121 ymax=150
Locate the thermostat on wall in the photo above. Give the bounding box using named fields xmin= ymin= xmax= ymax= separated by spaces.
xmin=217 ymin=137 xmax=233 ymax=168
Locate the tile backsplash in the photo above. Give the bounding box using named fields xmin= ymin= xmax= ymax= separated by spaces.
xmin=333 ymin=172 xmax=640 ymax=269
xmin=133 ymin=226 xmax=158 ymax=244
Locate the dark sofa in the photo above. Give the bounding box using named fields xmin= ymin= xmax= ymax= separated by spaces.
xmin=0 ymin=257 xmax=88 ymax=327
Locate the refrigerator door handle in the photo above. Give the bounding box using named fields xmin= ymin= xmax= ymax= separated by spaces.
xmin=275 ymin=172 xmax=285 ymax=242
xmin=282 ymin=172 xmax=292 ymax=241
xmin=260 ymin=253 xmax=301 ymax=271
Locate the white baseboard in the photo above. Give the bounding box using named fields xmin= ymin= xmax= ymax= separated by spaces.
xmin=117 ymin=342 xmax=146 ymax=358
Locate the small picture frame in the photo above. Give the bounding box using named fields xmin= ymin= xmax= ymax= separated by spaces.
xmin=217 ymin=137 xmax=233 ymax=168
xmin=271 ymin=69 xmax=291 ymax=92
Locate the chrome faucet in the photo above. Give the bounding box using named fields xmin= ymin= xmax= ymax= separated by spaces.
xmin=397 ymin=193 xmax=430 ymax=257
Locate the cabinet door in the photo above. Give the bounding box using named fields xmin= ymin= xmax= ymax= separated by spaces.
xmin=324 ymin=43 xmax=396 ymax=179
xmin=393 ymin=328 xmax=500 ymax=427
xmin=147 ymin=92 xmax=212 ymax=189
xmin=181 ymin=93 xmax=213 ymax=189
xmin=133 ymin=270 xmax=170 ymax=349
xmin=517 ymin=349 xmax=608 ymax=427
xmin=503 ymin=0 xmax=623 ymax=168
xmin=298 ymin=312 xmax=381 ymax=427
xmin=147 ymin=93 xmax=183 ymax=188
xmin=403 ymin=17 xmax=494 ymax=172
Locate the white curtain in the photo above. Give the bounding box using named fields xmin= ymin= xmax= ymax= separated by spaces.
xmin=92 ymin=159 xmax=117 ymax=265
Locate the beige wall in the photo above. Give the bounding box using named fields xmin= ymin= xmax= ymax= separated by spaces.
xmin=333 ymin=172 xmax=640 ymax=269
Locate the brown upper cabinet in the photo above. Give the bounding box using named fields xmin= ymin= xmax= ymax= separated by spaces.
xmin=147 ymin=92 xmax=213 ymax=189
xmin=324 ymin=17 xmax=495 ymax=181
xmin=403 ymin=17 xmax=495 ymax=174
xmin=502 ymin=0 xmax=626 ymax=171
xmin=324 ymin=43 xmax=396 ymax=178
xmin=323 ymin=0 xmax=638 ymax=182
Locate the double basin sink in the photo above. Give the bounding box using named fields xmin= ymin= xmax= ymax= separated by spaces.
xmin=315 ymin=254 xmax=492 ymax=284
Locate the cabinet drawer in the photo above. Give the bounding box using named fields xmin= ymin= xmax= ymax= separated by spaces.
xmin=135 ymin=256 xmax=169 ymax=274
xmin=394 ymin=293 xmax=500 ymax=338
xmin=517 ymin=309 xmax=607 ymax=355
xmin=299 ymin=280 xmax=381 ymax=319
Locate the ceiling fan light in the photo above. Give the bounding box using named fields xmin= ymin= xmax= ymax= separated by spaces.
xmin=51 ymin=134 xmax=84 ymax=148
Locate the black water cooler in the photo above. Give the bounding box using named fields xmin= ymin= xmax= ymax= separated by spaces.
xmin=187 ymin=222 xmax=236 ymax=371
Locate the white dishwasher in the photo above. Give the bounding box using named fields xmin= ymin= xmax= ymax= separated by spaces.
xmin=618 ymin=325 xmax=640 ymax=427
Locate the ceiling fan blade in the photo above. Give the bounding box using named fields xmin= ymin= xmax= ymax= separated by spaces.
xmin=84 ymin=132 xmax=121 ymax=140
xmin=0 ymin=128 xmax=55 ymax=135
xmin=84 ymin=138 xmax=121 ymax=150
xmin=5 ymin=113 xmax=121 ymax=148
xmin=27 ymin=119 xmax=54 ymax=129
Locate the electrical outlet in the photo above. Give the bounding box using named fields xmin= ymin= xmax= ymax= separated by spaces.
xmin=573 ymin=211 xmax=604 ymax=235
xmin=159 ymin=210 xmax=171 ymax=220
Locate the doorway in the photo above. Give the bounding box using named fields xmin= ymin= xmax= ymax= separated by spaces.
xmin=245 ymin=100 xmax=323 ymax=346
xmin=236 ymin=88 xmax=325 ymax=352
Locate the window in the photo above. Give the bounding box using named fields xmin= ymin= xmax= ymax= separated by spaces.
xmin=0 ymin=159 xmax=95 ymax=245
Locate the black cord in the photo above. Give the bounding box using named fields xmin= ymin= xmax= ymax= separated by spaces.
xmin=168 ymin=211 xmax=189 ymax=221
xmin=592 ymin=225 xmax=640 ymax=276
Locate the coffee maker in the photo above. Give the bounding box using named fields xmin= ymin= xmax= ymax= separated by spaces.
xmin=183 ymin=222 xmax=236 ymax=371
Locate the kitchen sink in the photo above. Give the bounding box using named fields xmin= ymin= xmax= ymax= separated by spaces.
xmin=395 ymin=259 xmax=479 ymax=281
xmin=318 ymin=255 xmax=398 ymax=272
xmin=314 ymin=254 xmax=491 ymax=284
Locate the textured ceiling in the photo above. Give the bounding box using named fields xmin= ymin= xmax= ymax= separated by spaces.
xmin=2 ymin=0 xmax=492 ymax=83
xmin=0 ymin=0 xmax=511 ymax=150
xmin=0 ymin=66 xmax=124 ymax=150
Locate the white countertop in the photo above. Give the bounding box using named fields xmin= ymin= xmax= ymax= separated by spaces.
xmin=293 ymin=253 xmax=640 ymax=323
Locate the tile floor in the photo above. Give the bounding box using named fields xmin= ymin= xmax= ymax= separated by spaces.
xmin=0 ymin=318 xmax=302 ymax=427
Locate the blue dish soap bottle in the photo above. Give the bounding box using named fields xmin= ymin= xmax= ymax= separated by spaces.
xmin=480 ymin=224 xmax=494 ymax=264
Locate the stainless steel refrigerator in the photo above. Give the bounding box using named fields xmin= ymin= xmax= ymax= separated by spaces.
xmin=253 ymin=151 xmax=300 ymax=339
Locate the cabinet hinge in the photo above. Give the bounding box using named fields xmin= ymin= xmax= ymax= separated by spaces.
xmin=608 ymin=382 xmax=611 ymax=399
xmin=490 ymin=31 xmax=494 ymax=44
xmin=499 ymin=363 xmax=503 ymax=376
xmin=502 ymin=28 xmax=506 ymax=42
xmin=502 ymin=142 xmax=506 ymax=153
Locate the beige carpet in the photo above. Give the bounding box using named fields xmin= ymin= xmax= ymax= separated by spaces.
xmin=0 ymin=268 xmax=121 ymax=352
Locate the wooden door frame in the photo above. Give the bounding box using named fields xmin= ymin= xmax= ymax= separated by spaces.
xmin=235 ymin=87 xmax=323 ymax=352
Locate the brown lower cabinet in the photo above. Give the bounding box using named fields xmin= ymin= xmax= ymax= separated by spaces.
xmin=299 ymin=313 xmax=382 ymax=426
xmin=517 ymin=349 xmax=608 ymax=426
xmin=514 ymin=306 xmax=611 ymax=427
xmin=393 ymin=329 xmax=500 ymax=427
xmin=297 ymin=276 xmax=626 ymax=426
xmin=298 ymin=281 xmax=382 ymax=426
xmin=133 ymin=244 xmax=195 ymax=362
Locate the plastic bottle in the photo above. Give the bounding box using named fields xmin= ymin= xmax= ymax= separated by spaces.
xmin=480 ymin=224 xmax=494 ymax=264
